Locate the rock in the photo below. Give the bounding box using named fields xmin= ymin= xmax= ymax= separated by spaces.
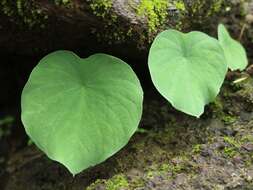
xmin=3 ymin=77 xmax=253 ymax=190
xmin=220 ymin=128 xmax=237 ymax=136
xmin=242 ymin=143 xmax=253 ymax=152
xmin=233 ymin=155 xmax=244 ymax=165
xmin=173 ymin=174 xmax=188 ymax=185
xmin=0 ymin=0 xmax=242 ymax=59
xmin=240 ymin=112 xmax=253 ymax=122
xmin=200 ymin=147 xmax=212 ymax=157
xmin=245 ymin=170 xmax=253 ymax=182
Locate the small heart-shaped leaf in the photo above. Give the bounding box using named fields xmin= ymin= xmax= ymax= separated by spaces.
xmin=21 ymin=51 xmax=143 ymax=175
xmin=218 ymin=24 xmax=248 ymax=71
xmin=148 ymin=30 xmax=227 ymax=117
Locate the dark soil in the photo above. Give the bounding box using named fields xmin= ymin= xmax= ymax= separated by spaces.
xmin=1 ymin=73 xmax=253 ymax=190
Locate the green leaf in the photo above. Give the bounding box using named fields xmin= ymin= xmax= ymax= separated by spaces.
xmin=21 ymin=50 xmax=143 ymax=175
xmin=148 ymin=30 xmax=227 ymax=117
xmin=218 ymin=24 xmax=248 ymax=71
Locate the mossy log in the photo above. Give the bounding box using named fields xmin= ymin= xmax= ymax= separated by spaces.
xmin=0 ymin=0 xmax=242 ymax=59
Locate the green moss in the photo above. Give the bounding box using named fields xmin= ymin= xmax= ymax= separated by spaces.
xmin=106 ymin=175 xmax=129 ymax=190
xmin=91 ymin=0 xmax=228 ymax=46
xmin=129 ymin=177 xmax=145 ymax=189
xmin=89 ymin=0 xmax=132 ymax=44
xmin=168 ymin=163 xmax=185 ymax=175
xmin=136 ymin=0 xmax=169 ymax=34
xmin=0 ymin=115 xmax=14 ymax=126
xmin=211 ymin=0 xmax=223 ymax=14
xmin=222 ymin=115 xmax=237 ymax=125
xmin=86 ymin=174 xmax=129 ymax=190
xmin=192 ymin=144 xmax=202 ymax=154
xmin=181 ymin=0 xmax=227 ymax=31
xmin=209 ymin=97 xmax=237 ymax=124
xmin=223 ymin=147 xmax=238 ymax=157
xmin=0 ymin=115 xmax=14 ymax=139
xmin=224 ymin=136 xmax=241 ymax=148
xmin=54 ymin=0 xmax=71 ymax=6
xmin=86 ymin=179 xmax=104 ymax=190
xmin=156 ymin=155 xmax=193 ymax=178
xmin=90 ymin=0 xmax=113 ymax=18
xmin=146 ymin=170 xmax=155 ymax=179
xmin=175 ymin=0 xmax=227 ymax=31
xmin=134 ymin=0 xmax=186 ymax=43
xmin=1 ymin=0 xmax=48 ymax=28
xmin=208 ymin=97 xmax=224 ymax=119
xmin=242 ymin=135 xmax=253 ymax=143
xmin=175 ymin=2 xmax=185 ymax=11
xmin=223 ymin=136 xmax=241 ymax=158
xmin=1 ymin=0 xmax=75 ymax=28
xmin=185 ymin=0 xmax=224 ymax=16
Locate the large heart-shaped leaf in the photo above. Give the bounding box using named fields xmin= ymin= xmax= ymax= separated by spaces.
xmin=218 ymin=24 xmax=248 ymax=71
xmin=148 ymin=30 xmax=227 ymax=117
xmin=21 ymin=51 xmax=143 ymax=175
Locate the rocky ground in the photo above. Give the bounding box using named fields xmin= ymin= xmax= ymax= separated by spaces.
xmin=0 ymin=1 xmax=253 ymax=189
xmin=1 ymin=73 xmax=253 ymax=190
